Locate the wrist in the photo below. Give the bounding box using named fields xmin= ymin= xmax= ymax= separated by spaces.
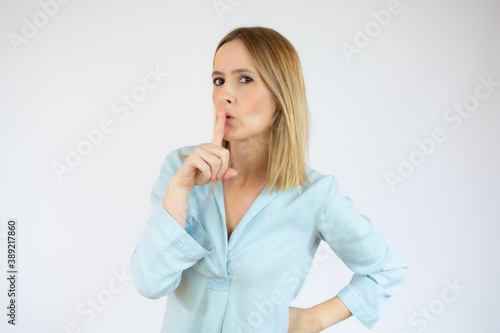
xmin=307 ymin=305 xmax=326 ymax=332
xmin=308 ymin=296 xmax=353 ymax=331
xmin=171 ymin=174 xmax=192 ymax=193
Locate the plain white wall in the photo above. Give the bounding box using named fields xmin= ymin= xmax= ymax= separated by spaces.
xmin=1 ymin=0 xmax=499 ymax=332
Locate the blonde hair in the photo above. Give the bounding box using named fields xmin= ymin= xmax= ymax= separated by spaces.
xmin=213 ymin=27 xmax=310 ymax=193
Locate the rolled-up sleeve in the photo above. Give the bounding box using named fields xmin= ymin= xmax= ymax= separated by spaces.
xmin=315 ymin=176 xmax=407 ymax=328
xmin=130 ymin=148 xmax=213 ymax=299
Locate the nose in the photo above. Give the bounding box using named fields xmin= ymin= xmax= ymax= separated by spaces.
xmin=217 ymin=84 xmax=234 ymax=105
xmin=219 ymin=94 xmax=233 ymax=105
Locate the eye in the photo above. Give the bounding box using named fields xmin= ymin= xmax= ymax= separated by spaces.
xmin=213 ymin=77 xmax=224 ymax=86
xmin=239 ymin=76 xmax=253 ymax=83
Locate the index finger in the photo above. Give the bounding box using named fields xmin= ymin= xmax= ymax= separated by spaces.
xmin=211 ymin=110 xmax=225 ymax=146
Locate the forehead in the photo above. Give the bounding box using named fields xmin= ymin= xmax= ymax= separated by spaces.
xmin=213 ymin=39 xmax=255 ymax=71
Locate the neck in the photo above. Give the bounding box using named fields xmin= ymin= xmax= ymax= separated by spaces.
xmin=227 ymin=133 xmax=269 ymax=187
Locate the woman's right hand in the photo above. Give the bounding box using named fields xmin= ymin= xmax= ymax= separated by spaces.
xmin=173 ymin=110 xmax=238 ymax=191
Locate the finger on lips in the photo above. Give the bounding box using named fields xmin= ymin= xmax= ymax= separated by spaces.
xmin=211 ymin=110 xmax=226 ymax=147
xmin=205 ymin=111 xmax=227 ymax=181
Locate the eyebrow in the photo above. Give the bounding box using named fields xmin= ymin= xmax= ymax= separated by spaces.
xmin=211 ymin=68 xmax=256 ymax=76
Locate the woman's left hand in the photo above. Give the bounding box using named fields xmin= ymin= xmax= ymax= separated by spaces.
xmin=287 ymin=306 xmax=322 ymax=333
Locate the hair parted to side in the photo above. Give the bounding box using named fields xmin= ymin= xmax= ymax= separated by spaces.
xmin=213 ymin=26 xmax=310 ymax=193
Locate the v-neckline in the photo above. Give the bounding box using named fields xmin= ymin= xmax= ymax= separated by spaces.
xmin=212 ymin=180 xmax=277 ymax=247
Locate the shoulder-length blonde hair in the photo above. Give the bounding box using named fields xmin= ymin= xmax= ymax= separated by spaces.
xmin=213 ymin=27 xmax=310 ymax=193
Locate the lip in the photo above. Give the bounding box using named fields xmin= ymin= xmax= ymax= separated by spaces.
xmin=225 ymin=112 xmax=235 ymax=125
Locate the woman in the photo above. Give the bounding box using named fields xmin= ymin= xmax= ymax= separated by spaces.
xmin=131 ymin=26 xmax=407 ymax=332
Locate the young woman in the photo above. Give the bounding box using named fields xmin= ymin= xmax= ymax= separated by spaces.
xmin=131 ymin=26 xmax=407 ymax=333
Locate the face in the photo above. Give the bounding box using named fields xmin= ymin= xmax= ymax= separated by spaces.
xmin=212 ymin=39 xmax=277 ymax=144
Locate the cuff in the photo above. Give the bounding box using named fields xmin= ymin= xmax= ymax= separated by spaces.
xmin=151 ymin=204 xmax=213 ymax=260
xmin=337 ymin=282 xmax=380 ymax=329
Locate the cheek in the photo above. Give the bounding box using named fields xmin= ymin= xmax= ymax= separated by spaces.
xmin=246 ymin=90 xmax=275 ymax=115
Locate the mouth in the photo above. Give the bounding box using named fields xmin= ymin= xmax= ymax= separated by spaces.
xmin=225 ymin=112 xmax=235 ymax=125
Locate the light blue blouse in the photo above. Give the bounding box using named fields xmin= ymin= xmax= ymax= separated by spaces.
xmin=130 ymin=145 xmax=407 ymax=332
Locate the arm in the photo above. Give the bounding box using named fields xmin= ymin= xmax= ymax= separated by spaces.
xmin=311 ymin=296 xmax=352 ymax=330
xmin=130 ymin=149 xmax=213 ymax=299
xmin=162 ymin=173 xmax=191 ymax=229
xmin=289 ymin=296 xmax=351 ymax=333
xmin=315 ymin=176 xmax=408 ymax=329
xmin=131 ymin=112 xmax=237 ymax=299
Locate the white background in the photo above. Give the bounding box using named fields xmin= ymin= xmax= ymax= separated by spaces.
xmin=1 ymin=0 xmax=499 ymax=332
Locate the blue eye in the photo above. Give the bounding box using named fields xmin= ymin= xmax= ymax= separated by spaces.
xmin=213 ymin=78 xmax=224 ymax=86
